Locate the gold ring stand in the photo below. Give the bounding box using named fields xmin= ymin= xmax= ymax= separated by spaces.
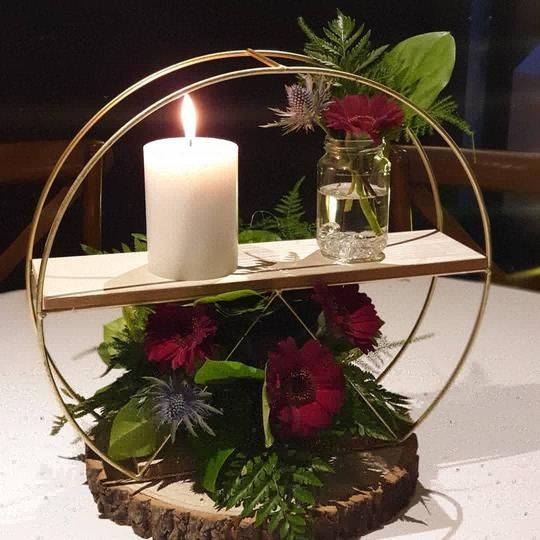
xmin=26 ymin=49 xmax=491 ymax=483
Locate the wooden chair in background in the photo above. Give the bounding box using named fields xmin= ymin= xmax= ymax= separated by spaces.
xmin=0 ymin=139 xmax=111 ymax=285
xmin=390 ymin=145 xmax=540 ymax=289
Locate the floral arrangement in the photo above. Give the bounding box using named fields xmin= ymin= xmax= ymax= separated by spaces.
xmin=265 ymin=9 xmax=471 ymax=142
xmin=57 ymin=11 xmax=476 ymax=539
xmin=261 ymin=10 xmax=472 ymax=263
xmin=54 ymin=284 xmax=412 ymax=539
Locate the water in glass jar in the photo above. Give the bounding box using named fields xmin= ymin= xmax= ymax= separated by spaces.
xmin=317 ymin=181 xmax=388 ymax=262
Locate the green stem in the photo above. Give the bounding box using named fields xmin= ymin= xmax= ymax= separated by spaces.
xmin=344 ymin=174 xmax=355 ymax=212
xmin=343 ymin=133 xmax=355 ymax=212
xmin=341 ymin=133 xmax=382 ymax=235
xmin=355 ymin=174 xmax=382 ymax=235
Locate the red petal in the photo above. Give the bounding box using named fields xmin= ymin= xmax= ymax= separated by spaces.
xmin=299 ymin=339 xmax=331 ymax=366
xmin=315 ymin=387 xmax=345 ymax=414
xmin=296 ymin=402 xmax=332 ymax=430
xmin=146 ymin=338 xmax=178 ymax=363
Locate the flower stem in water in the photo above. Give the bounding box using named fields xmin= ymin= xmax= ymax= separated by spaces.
xmin=356 ymin=177 xmax=382 ymax=235
xmin=344 ymin=171 xmax=382 ymax=235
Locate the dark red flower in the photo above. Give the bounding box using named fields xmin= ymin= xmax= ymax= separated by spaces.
xmin=313 ymin=284 xmax=383 ymax=353
xmin=323 ymin=94 xmax=403 ymax=143
xmin=144 ymin=304 xmax=216 ymax=373
xmin=266 ymin=338 xmax=345 ymax=439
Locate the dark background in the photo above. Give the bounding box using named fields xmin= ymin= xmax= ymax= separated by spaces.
xmin=1 ymin=0 xmax=539 ymax=290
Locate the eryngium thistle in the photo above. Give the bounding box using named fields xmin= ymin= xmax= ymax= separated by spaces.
xmin=142 ymin=377 xmax=221 ymax=441
xmin=262 ymin=75 xmax=331 ymax=133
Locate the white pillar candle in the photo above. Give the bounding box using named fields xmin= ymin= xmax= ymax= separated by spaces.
xmin=143 ymin=97 xmax=238 ymax=280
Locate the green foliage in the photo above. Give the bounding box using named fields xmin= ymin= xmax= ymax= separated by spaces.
xmin=382 ymin=32 xmax=455 ymax=109
xmin=380 ymin=32 xmax=472 ymax=140
xmin=273 ymin=177 xmax=311 ymax=238
xmin=70 ymin=175 xmax=419 ymax=537
xmin=298 ymin=10 xmax=388 ymax=96
xmin=238 ymin=229 xmax=282 ymax=244
xmin=261 ymin=378 xmax=274 ymax=448
xmin=97 ymin=305 xmax=151 ymax=373
xmin=81 ymin=233 xmax=147 ymax=255
xmin=403 ymin=95 xmax=473 ymax=140
xmin=195 ymin=289 xmax=261 ymax=305
xmin=215 ymin=450 xmax=333 ymax=540
xmin=194 ymin=360 xmax=265 ymax=385
xmin=102 ymin=316 xmax=126 ymax=344
xmin=130 ymin=233 xmax=148 ymax=252
xmin=50 ymin=414 xmax=69 ymax=436
xmin=298 ymin=10 xmax=471 ymax=139
xmin=78 ymin=370 xmax=146 ymax=419
xmin=108 ymin=398 xmax=159 ymax=460
xmin=98 ymin=333 xmax=144 ymax=373
xmin=334 ymin=364 xmax=413 ymax=441
xmin=202 ymin=290 xmax=272 ymax=321
xmin=243 ymin=177 xmax=314 ymax=241
xmin=188 ymin=382 xmax=260 ymax=493
xmin=198 ymin=445 xmax=236 ymax=493
xmin=80 ymin=244 xmax=103 ymax=255
xmin=50 ymin=367 xmax=150 ymax=438
xmin=51 ymin=305 xmax=153 ymax=436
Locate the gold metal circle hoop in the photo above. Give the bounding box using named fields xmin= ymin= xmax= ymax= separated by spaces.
xmin=26 ymin=49 xmax=491 ymax=479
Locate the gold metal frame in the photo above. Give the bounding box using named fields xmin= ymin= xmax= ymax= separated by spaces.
xmin=26 ymin=49 xmax=491 ymax=479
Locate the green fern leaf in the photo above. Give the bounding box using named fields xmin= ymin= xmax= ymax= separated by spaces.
xmin=273 ymin=177 xmax=314 ymax=240
xmin=280 ymin=520 xmax=291 ymax=539
xmin=268 ymin=511 xmax=284 ymax=533
xmin=241 ymin=482 xmax=270 ymax=517
xmin=254 ymin=494 xmax=281 ymax=527
xmin=358 ymin=43 xmax=389 ymax=72
xmin=335 ymin=365 xmax=413 ymax=440
xmin=274 ymin=177 xmax=304 ymax=218
xmin=293 ymin=486 xmax=315 ymax=505
xmin=292 ymin=470 xmax=323 ymax=487
xmin=244 ymin=177 xmax=314 ymax=241
xmin=50 ymin=415 xmax=68 ymax=435
xmin=214 ymin=450 xmax=330 ymax=539
xmin=401 ymin=95 xmax=472 ymax=141
xmin=299 ymin=10 xmax=388 ymax=97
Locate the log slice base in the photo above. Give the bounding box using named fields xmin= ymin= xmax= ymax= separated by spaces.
xmin=86 ymin=435 xmax=419 ymax=539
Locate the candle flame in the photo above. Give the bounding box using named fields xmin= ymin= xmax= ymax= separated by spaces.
xmin=181 ymin=94 xmax=197 ymax=139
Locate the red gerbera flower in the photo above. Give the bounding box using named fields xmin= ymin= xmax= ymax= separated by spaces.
xmin=313 ymin=284 xmax=383 ymax=353
xmin=144 ymin=304 xmax=216 ymax=373
xmin=266 ymin=338 xmax=345 ymax=439
xmin=323 ymin=94 xmax=403 ymax=143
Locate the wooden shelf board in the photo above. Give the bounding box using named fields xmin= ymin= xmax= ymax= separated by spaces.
xmin=33 ymin=229 xmax=487 ymax=313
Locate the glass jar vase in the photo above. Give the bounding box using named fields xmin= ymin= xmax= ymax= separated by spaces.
xmin=316 ymin=137 xmax=391 ymax=262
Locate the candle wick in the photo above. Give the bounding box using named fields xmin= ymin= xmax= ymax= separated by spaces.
xmin=189 ymin=138 xmax=193 ymax=147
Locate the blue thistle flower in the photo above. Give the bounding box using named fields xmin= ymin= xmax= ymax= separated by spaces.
xmin=262 ymin=75 xmax=332 ymax=133
xmin=142 ymin=377 xmax=221 ymax=441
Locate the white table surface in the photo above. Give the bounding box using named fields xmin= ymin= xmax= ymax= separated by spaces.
xmin=1 ymin=277 xmax=539 ymax=539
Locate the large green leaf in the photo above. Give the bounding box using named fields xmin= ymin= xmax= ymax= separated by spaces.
xmin=195 ymin=360 xmax=265 ymax=385
xmin=108 ymin=399 xmax=158 ymax=461
xmin=202 ymin=446 xmax=236 ymax=493
xmin=196 ymin=289 xmax=261 ymax=305
xmin=189 ymin=435 xmax=236 ymax=492
xmin=103 ymin=316 xmax=126 ymax=341
xmin=262 ymin=378 xmax=274 ymax=448
xmin=384 ymin=32 xmax=455 ymax=109
xmin=188 ymin=383 xmax=256 ymax=492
